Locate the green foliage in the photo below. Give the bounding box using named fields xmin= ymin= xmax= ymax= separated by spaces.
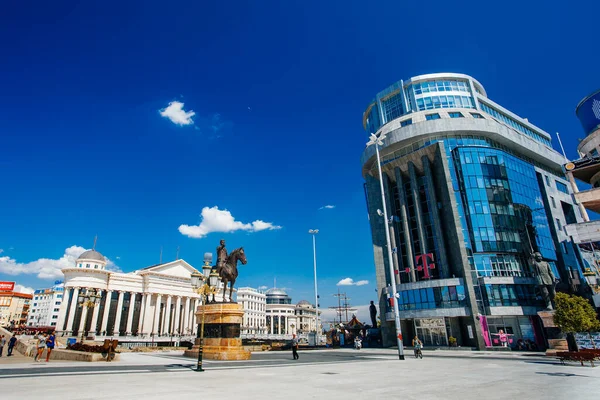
xmin=553 ymin=293 xmax=600 ymax=333
xmin=448 ymin=336 xmax=457 ymax=346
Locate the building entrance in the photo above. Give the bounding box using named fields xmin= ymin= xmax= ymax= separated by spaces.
xmin=414 ymin=318 xmax=448 ymax=346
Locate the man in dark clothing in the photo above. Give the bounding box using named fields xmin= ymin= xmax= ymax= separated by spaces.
xmin=7 ymin=334 xmax=17 ymax=356
xmin=291 ymin=334 xmax=299 ymax=360
xmin=369 ymin=301 xmax=378 ymax=327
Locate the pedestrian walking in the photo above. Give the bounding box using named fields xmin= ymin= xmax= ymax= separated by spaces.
xmin=7 ymin=334 xmax=17 ymax=356
xmin=34 ymin=333 xmax=47 ymax=362
xmin=291 ymin=334 xmax=299 ymax=360
xmin=45 ymin=331 xmax=56 ymax=362
xmin=0 ymin=335 xmax=5 ymax=357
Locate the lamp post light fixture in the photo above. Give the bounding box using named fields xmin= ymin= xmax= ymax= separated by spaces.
xmin=77 ymin=288 xmax=101 ymax=343
xmin=367 ymin=131 xmax=405 ymax=360
xmin=191 ymin=253 xmax=219 ymax=372
xmin=308 ymin=229 xmax=320 ymax=345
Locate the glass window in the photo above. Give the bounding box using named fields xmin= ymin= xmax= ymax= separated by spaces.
xmin=590 ymin=148 xmax=599 ymax=157
xmin=449 ymin=112 xmax=463 ymax=118
xmin=555 ymin=218 xmax=562 ymax=231
xmin=550 ymin=196 xmax=556 ymax=208
xmin=401 ymin=119 xmax=412 ymax=127
xmin=555 ymin=180 xmax=569 ymax=194
xmin=545 ymin=175 xmax=550 ymax=186
xmin=426 ymin=113 xmax=441 ymax=121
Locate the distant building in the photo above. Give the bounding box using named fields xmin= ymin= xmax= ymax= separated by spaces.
xmin=236 ymin=287 xmax=267 ymax=334
xmin=361 ymin=73 xmax=589 ymax=350
xmin=28 ymin=282 xmax=64 ymax=328
xmin=0 ymin=281 xmax=32 ymax=326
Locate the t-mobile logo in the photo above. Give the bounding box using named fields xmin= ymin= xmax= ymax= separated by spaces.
xmin=593 ymin=99 xmax=600 ymax=120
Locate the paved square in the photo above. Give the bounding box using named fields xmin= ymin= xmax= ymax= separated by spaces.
xmin=0 ymin=349 xmax=597 ymax=399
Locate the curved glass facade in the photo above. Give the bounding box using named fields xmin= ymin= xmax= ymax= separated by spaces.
xmin=363 ymin=73 xmax=552 ymax=148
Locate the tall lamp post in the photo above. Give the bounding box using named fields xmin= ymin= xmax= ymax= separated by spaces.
xmin=190 ymin=252 xmax=219 ymax=372
xmin=367 ymin=131 xmax=405 ymax=360
xmin=308 ymin=229 xmax=320 ymax=345
xmin=77 ymin=288 xmax=101 ymax=343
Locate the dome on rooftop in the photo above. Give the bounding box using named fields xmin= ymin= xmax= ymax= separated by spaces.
xmin=77 ymin=250 xmax=106 ymax=263
xmin=265 ymin=288 xmax=288 ymax=296
xmin=297 ymin=300 xmax=313 ymax=307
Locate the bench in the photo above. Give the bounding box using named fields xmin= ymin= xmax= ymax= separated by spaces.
xmin=556 ymin=351 xmax=596 ymax=367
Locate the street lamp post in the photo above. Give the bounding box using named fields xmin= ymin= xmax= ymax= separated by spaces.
xmin=190 ymin=253 xmax=219 ymax=372
xmin=77 ymin=288 xmax=101 ymax=343
xmin=308 ymin=229 xmax=320 ymax=345
xmin=366 ymin=131 xmax=405 ymax=360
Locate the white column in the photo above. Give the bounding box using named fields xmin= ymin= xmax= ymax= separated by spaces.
xmin=138 ymin=293 xmax=149 ymax=335
xmin=126 ymin=292 xmax=136 ymax=335
xmin=112 ymin=291 xmax=125 ymax=336
xmin=278 ymin=315 xmax=282 ymax=335
xmin=100 ymin=290 xmax=113 ymax=335
xmin=162 ymin=296 xmax=172 ymax=334
xmin=182 ymin=297 xmax=190 ymax=335
xmin=153 ymin=294 xmax=162 ymax=335
xmin=173 ymin=296 xmax=182 ymax=335
xmin=56 ymin=287 xmax=72 ymax=333
xmin=191 ymin=298 xmax=199 ymax=334
xmin=78 ymin=305 xmax=89 ymax=335
xmin=65 ymin=287 xmax=79 ymax=334
xmin=90 ymin=290 xmax=102 ymax=334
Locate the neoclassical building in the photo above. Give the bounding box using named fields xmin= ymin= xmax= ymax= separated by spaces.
xmin=237 ymin=287 xmax=267 ymax=335
xmin=56 ymin=249 xmax=210 ymax=343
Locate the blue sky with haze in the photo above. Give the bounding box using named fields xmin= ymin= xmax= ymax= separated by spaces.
xmin=1 ymin=0 xmax=599 ymax=321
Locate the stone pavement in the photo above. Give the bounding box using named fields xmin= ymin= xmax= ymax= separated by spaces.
xmin=0 ymin=348 xmax=598 ymax=400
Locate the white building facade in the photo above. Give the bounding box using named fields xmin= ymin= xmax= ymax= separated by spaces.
xmin=236 ymin=287 xmax=266 ymax=335
xmin=56 ymin=249 xmax=207 ymax=345
xmin=28 ymin=282 xmax=64 ymax=328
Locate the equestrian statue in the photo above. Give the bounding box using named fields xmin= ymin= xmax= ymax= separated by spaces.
xmin=215 ymin=239 xmax=247 ymax=302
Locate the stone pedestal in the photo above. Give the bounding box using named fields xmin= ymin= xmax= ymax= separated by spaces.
xmin=183 ymin=303 xmax=251 ymax=361
xmin=538 ymin=310 xmax=567 ymax=356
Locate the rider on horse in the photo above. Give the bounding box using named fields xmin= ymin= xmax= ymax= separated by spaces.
xmin=216 ymin=239 xmax=227 ymax=277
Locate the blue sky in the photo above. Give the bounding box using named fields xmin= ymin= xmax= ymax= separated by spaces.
xmin=1 ymin=1 xmax=599 ymax=322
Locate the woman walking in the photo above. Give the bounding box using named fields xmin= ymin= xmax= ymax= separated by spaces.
xmin=34 ymin=332 xmax=47 ymax=362
xmin=45 ymin=331 xmax=56 ymax=362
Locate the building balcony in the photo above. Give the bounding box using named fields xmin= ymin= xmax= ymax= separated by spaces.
xmin=566 ymin=220 xmax=600 ymax=244
xmin=574 ymin=188 xmax=600 ymax=214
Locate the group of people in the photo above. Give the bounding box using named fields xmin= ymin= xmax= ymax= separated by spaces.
xmin=0 ymin=334 xmax=18 ymax=357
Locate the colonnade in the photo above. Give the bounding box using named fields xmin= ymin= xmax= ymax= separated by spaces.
xmin=57 ymin=288 xmax=200 ymax=337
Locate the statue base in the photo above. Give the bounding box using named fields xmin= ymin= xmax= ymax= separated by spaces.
xmin=537 ymin=310 xmax=567 ymax=356
xmin=183 ymin=303 xmax=251 ymax=361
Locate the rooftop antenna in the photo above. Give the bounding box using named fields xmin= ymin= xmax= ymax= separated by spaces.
xmin=93 ymin=235 xmax=98 ymax=251
xmin=176 ymin=246 xmax=180 ymax=260
xmin=556 ymin=132 xmax=568 ymax=161
xmin=160 ymin=246 xmax=163 ymax=264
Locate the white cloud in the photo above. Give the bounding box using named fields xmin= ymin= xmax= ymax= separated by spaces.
xmin=0 ymin=249 xmax=3 ymax=254
xmin=14 ymin=284 xmax=34 ymax=294
xmin=319 ymin=205 xmax=336 ymax=210
xmin=336 ymin=277 xmax=369 ymax=286
xmin=159 ymin=101 xmax=196 ymax=126
xmin=179 ymin=206 xmax=282 ymax=239
xmin=258 ymin=285 xmax=268 ymax=290
xmin=0 ymin=245 xmax=120 ymax=280
xmin=116 ymin=256 xmax=121 ymax=260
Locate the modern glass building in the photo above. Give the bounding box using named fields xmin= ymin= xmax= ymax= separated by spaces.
xmin=361 ymin=73 xmax=587 ymax=349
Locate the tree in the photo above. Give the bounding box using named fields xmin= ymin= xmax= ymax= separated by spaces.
xmin=553 ymin=293 xmax=600 ymax=333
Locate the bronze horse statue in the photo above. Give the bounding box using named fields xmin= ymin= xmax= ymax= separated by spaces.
xmin=216 ymin=247 xmax=247 ymax=302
